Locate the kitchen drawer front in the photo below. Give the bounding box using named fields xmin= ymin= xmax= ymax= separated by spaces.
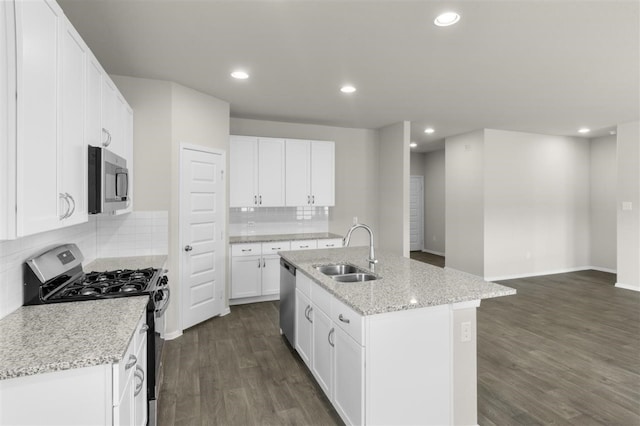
xmin=331 ymin=298 xmax=364 ymax=346
xmin=231 ymin=243 xmax=262 ymax=257
xmin=262 ymin=241 xmax=291 ymax=253
xmin=310 ymin=280 xmax=332 ymax=316
xmin=318 ymin=238 xmax=342 ymax=249
xmin=134 ymin=315 xmax=147 ymax=355
xmin=291 ymin=240 xmax=317 ymax=250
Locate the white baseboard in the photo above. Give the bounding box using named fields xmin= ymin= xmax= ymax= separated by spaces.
xmin=422 ymin=249 xmax=445 ymax=256
xmin=229 ymin=294 xmax=279 ymax=306
xmin=163 ymin=329 xmax=183 ymax=340
xmin=485 ymin=266 xmax=619 ymax=282
xmin=615 ymin=282 xmax=640 ymax=292
xmin=589 ymin=266 xmax=617 ymax=274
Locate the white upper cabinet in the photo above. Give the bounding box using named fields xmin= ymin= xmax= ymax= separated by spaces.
xmin=58 ymin=17 xmax=88 ymax=226
xmin=229 ymin=136 xmax=285 ymax=207
xmin=285 ymin=139 xmax=335 ymax=207
xmin=2 ymin=0 xmax=133 ymax=239
xmin=15 ymin=0 xmax=64 ymax=236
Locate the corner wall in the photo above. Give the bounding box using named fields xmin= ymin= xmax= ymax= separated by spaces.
xmin=483 ymin=130 xmax=590 ymax=280
xmin=590 ymin=135 xmax=617 ymax=272
xmin=377 ymin=121 xmax=410 ymax=256
xmin=616 ymin=120 xmax=640 ymax=291
xmin=445 ymin=130 xmax=485 ymax=276
xmin=423 ymin=149 xmax=446 ymax=255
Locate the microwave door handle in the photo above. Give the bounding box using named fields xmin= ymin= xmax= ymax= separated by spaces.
xmin=115 ymin=170 xmax=129 ymax=199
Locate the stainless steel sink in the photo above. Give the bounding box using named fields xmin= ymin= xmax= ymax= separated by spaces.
xmin=315 ymin=263 xmax=379 ymax=282
xmin=332 ymin=273 xmax=378 ymax=282
xmin=315 ymin=264 xmax=363 ymax=276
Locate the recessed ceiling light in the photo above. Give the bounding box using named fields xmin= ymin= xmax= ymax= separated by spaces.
xmin=434 ymin=12 xmax=460 ymax=27
xmin=424 ymin=127 xmax=435 ymax=134
xmin=340 ymin=85 xmax=356 ymax=94
xmin=578 ymin=128 xmax=590 ymax=134
xmin=231 ymin=70 xmax=249 ymax=80
xmin=410 ymin=142 xmax=418 ymax=148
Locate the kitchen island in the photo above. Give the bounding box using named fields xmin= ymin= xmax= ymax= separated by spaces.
xmin=279 ymin=246 xmax=516 ymax=426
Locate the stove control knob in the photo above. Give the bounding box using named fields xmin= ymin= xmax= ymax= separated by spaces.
xmin=184 ymin=245 xmax=193 ymax=252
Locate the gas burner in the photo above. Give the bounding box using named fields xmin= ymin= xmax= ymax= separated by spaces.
xmin=80 ymin=287 xmax=100 ymax=296
xmin=121 ymin=284 xmax=141 ymax=293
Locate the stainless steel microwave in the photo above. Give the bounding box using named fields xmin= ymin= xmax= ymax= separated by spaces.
xmin=88 ymin=146 xmax=129 ymax=214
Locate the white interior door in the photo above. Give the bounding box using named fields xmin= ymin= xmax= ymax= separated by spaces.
xmin=181 ymin=146 xmax=225 ymax=330
xmin=410 ymin=176 xmax=424 ymax=251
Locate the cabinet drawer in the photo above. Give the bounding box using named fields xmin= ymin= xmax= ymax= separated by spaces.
xmin=291 ymin=240 xmax=317 ymax=250
xmin=318 ymin=238 xmax=342 ymax=249
xmin=231 ymin=243 xmax=262 ymax=257
xmin=331 ymin=298 xmax=364 ymax=346
xmin=262 ymin=241 xmax=291 ymax=253
xmin=310 ymin=280 xmax=332 ymax=316
xmin=113 ymin=315 xmax=145 ymax=405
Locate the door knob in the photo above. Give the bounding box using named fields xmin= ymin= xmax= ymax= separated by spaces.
xmin=184 ymin=245 xmax=193 ymax=252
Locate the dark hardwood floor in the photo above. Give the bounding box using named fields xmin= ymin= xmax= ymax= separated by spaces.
xmin=409 ymin=250 xmax=445 ymax=268
xmin=158 ymin=270 xmax=640 ymax=426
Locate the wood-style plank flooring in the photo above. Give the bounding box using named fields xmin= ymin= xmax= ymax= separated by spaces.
xmin=157 ymin=301 xmax=342 ymax=426
xmin=158 ymin=268 xmax=640 ymax=425
xmin=409 ymin=250 xmax=445 ymax=268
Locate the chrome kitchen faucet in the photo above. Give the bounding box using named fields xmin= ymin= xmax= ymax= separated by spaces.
xmin=343 ymin=223 xmax=378 ymax=270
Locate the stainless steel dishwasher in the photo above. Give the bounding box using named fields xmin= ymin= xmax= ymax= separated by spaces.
xmin=280 ymin=258 xmax=296 ymax=346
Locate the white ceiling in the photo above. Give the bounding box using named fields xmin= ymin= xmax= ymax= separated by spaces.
xmin=58 ymin=0 xmax=639 ymax=153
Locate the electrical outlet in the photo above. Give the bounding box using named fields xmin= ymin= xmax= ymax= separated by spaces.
xmin=622 ymin=202 xmax=633 ymax=211
xmin=461 ymin=322 xmax=471 ymax=342
xmin=353 ymin=216 xmax=358 ymax=225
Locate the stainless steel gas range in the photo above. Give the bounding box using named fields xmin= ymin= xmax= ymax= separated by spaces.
xmin=23 ymin=243 xmax=170 ymax=425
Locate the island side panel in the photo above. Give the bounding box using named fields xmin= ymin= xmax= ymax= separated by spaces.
xmin=365 ymin=304 xmax=451 ymax=425
xmin=452 ymin=302 xmax=480 ymax=426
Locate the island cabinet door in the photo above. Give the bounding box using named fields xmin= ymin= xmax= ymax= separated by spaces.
xmin=311 ymin=306 xmax=334 ymax=400
xmin=333 ymin=326 xmax=365 ymax=426
xmin=295 ymin=289 xmax=313 ymax=368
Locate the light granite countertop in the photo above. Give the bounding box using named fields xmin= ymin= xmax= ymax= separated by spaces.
xmin=84 ymin=255 xmax=168 ymax=272
xmin=0 ymin=296 xmax=148 ymax=380
xmin=279 ymin=247 xmax=516 ymax=316
xmin=230 ymin=232 xmax=343 ymax=244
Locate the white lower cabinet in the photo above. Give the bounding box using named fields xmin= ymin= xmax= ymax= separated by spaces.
xmin=0 ymin=315 xmax=147 ymax=426
xmin=295 ymin=272 xmax=365 ymax=425
xmin=230 ymin=239 xmax=341 ymax=304
xmin=294 ymin=289 xmax=312 ymax=367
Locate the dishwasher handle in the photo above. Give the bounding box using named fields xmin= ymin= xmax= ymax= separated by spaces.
xmin=280 ymin=258 xmax=296 ymax=276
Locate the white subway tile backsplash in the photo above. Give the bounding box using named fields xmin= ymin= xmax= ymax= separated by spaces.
xmin=229 ymin=206 xmax=329 ymax=236
xmin=0 ymin=211 xmax=169 ymax=320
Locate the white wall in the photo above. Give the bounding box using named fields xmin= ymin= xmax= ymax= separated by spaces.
xmin=445 ymin=130 xmax=485 ymax=276
xmin=423 ymin=149 xmax=446 ymax=255
xmin=590 ymin=135 xmax=617 ymax=272
xmin=616 ymin=120 xmax=640 ymax=291
xmin=483 ymin=130 xmax=590 ymax=280
xmin=377 ymin=121 xmax=410 ymax=256
xmin=112 ymin=75 xmax=230 ymax=337
xmin=410 ymin=152 xmax=424 ymax=176
xmin=230 ymin=118 xmax=380 ymax=247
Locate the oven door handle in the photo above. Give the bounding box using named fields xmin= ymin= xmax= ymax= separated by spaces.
xmin=155 ymin=287 xmax=171 ymax=317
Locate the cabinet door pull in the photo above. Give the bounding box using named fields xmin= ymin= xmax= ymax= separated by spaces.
xmin=262 ymin=259 xmax=266 ymax=267
xmin=326 ymin=244 xmax=335 ymax=247
xmin=272 ymin=247 xmax=281 ymax=250
xmin=300 ymin=245 xmax=309 ymax=249
xmin=304 ymin=305 xmax=310 ymax=321
xmin=338 ymin=314 xmax=350 ymax=324
xmin=65 ymin=193 xmax=76 ymax=217
xmin=312 ymin=195 xmax=315 ymax=205
xmin=241 ymin=249 xmax=252 ymax=252
xmin=59 ymin=193 xmax=71 ymax=219
xmin=307 ymin=195 xmax=310 ymax=205
xmin=125 ymin=354 xmax=137 ymax=370
xmin=307 ymin=306 xmax=313 ymax=323
xmin=254 ymin=195 xmax=257 ymax=205
xmin=258 ymin=259 xmax=261 ymax=268
xmin=328 ymin=328 xmax=335 ymax=347
xmin=259 ymin=195 xmax=262 ymax=205
xmin=134 ymin=366 xmax=145 ymax=396
xmin=140 ymin=324 xmax=149 ymax=334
